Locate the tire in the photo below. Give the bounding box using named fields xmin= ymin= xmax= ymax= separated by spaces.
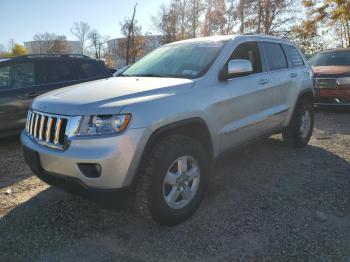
xmin=134 ymin=134 xmax=210 ymax=226
xmin=282 ymin=98 xmax=314 ymax=147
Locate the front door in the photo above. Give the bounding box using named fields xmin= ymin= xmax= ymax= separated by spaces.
xmin=218 ymin=41 xmax=276 ymax=152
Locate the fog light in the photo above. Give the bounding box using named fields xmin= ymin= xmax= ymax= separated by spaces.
xmin=77 ymin=163 xmax=102 ymax=178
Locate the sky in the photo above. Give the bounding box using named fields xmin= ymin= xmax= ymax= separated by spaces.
xmin=0 ymin=0 xmax=165 ymax=48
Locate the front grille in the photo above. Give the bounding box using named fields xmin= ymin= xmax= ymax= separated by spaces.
xmin=315 ymin=78 xmax=338 ymax=89
xmin=25 ymin=110 xmax=69 ymax=150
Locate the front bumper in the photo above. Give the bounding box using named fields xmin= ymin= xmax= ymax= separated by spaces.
xmin=314 ymin=87 xmax=350 ymax=107
xmin=21 ymin=128 xmax=150 ymax=190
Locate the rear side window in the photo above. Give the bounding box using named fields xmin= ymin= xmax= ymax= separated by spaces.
xmin=284 ymin=45 xmax=304 ymax=67
xmin=79 ymin=62 xmax=102 ymax=79
xmin=262 ymin=42 xmax=288 ymax=71
xmin=230 ymin=41 xmax=263 ymax=74
xmin=0 ymin=62 xmax=35 ymax=90
xmin=38 ymin=60 xmax=77 ymax=84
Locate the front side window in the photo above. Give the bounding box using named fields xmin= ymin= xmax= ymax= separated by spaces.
xmin=309 ymin=51 xmax=350 ymax=66
xmin=284 ymin=45 xmax=304 ymax=67
xmin=230 ymin=41 xmax=263 ymax=74
xmin=262 ymin=42 xmax=288 ymax=71
xmin=0 ymin=62 xmax=35 ymax=90
xmin=122 ymin=41 xmax=227 ymax=79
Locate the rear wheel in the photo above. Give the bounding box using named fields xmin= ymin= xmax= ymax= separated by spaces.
xmin=135 ymin=134 xmax=210 ymax=225
xmin=282 ymin=98 xmax=314 ymax=147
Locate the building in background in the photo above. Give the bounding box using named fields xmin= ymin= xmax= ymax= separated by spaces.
xmin=24 ymin=36 xmax=81 ymax=54
xmin=108 ymin=35 xmax=163 ymax=68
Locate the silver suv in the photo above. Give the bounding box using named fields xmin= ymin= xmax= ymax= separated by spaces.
xmin=21 ymin=35 xmax=314 ymax=225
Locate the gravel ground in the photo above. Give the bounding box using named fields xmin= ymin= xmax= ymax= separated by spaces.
xmin=0 ymin=110 xmax=349 ymax=262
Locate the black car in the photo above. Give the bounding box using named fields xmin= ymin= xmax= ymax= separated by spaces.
xmin=0 ymin=54 xmax=112 ymax=137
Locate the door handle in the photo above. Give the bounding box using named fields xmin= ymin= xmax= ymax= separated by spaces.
xmin=289 ymin=73 xmax=297 ymax=78
xmin=25 ymin=91 xmax=40 ymax=98
xmin=258 ymin=79 xmax=269 ymax=85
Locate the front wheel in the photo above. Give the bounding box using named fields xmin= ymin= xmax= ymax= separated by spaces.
xmin=282 ymin=99 xmax=314 ymax=147
xmin=135 ymin=134 xmax=210 ymax=225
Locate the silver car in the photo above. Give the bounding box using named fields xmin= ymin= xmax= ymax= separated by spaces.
xmin=21 ymin=35 xmax=314 ymax=225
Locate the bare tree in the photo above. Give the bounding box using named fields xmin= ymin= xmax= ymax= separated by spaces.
xmin=70 ymin=22 xmax=91 ymax=54
xmin=225 ymin=0 xmax=238 ymax=34
xmin=8 ymin=39 xmax=15 ymax=51
xmin=32 ymin=33 xmax=69 ymax=54
xmin=123 ymin=3 xmax=138 ymax=65
xmin=172 ymin=0 xmax=188 ymax=40
xmin=118 ymin=16 xmax=146 ymax=63
xmin=152 ymin=3 xmax=179 ymax=43
xmin=0 ymin=44 xmax=7 ymax=57
xmin=115 ymin=35 xmax=146 ymax=64
xmin=187 ymin=0 xmax=205 ymax=37
xmin=242 ymin=0 xmax=298 ymax=35
xmin=203 ymin=0 xmax=227 ymax=36
xmin=238 ymin=0 xmax=245 ymax=33
xmin=88 ymin=30 xmax=109 ymax=59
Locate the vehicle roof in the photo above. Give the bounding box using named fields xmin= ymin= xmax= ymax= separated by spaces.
xmin=318 ymin=48 xmax=350 ymax=53
xmin=1 ymin=54 xmax=93 ymax=62
xmin=166 ymin=34 xmax=294 ymax=46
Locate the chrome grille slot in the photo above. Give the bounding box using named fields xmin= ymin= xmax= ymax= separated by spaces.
xmin=315 ymin=78 xmax=338 ymax=89
xmin=25 ymin=110 xmax=70 ymax=150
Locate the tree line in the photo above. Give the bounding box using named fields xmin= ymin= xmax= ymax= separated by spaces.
xmin=116 ymin=0 xmax=349 ymax=60
xmin=150 ymin=0 xmax=349 ymax=52
xmin=1 ymin=0 xmax=349 ymax=62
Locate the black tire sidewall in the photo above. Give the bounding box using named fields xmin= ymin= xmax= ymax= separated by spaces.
xmin=147 ymin=136 xmax=210 ymax=225
xmin=296 ymin=102 xmax=314 ymax=145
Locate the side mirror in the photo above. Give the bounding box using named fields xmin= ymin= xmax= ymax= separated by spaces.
xmin=219 ymin=59 xmax=253 ymax=81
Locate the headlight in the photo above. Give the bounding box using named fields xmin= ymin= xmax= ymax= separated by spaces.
xmin=337 ymin=77 xmax=350 ymax=86
xmin=78 ymin=114 xmax=131 ymax=136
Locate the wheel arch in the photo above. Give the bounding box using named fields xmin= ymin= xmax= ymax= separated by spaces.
xmin=297 ymin=88 xmax=314 ymax=103
xmin=131 ymin=117 xmax=214 ymax=187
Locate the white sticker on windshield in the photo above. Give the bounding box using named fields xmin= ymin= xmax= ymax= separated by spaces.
xmin=182 ymin=70 xmax=199 ymax=76
xmin=182 ymin=70 xmax=193 ymax=75
xmin=197 ymin=42 xmax=223 ymax=48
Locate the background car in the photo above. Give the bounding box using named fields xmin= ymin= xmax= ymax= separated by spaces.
xmin=310 ymin=48 xmax=350 ymax=107
xmin=0 ymin=54 xmax=112 ymax=137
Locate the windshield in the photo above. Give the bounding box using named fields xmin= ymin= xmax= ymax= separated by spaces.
xmin=310 ymin=51 xmax=350 ymax=66
xmin=121 ymin=41 xmax=227 ymax=79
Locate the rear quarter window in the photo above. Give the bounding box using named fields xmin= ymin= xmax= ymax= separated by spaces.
xmin=262 ymin=42 xmax=288 ymax=71
xmin=79 ymin=62 xmax=102 ymax=79
xmin=283 ymin=45 xmax=304 ymax=67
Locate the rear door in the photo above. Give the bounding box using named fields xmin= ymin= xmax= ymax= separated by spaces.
xmin=0 ymin=60 xmax=37 ymax=133
xmin=282 ymin=44 xmax=311 ymax=110
xmin=260 ymin=41 xmax=292 ymax=126
xmin=35 ymin=58 xmax=80 ymax=96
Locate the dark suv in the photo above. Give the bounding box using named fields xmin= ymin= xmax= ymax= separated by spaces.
xmin=0 ymin=54 xmax=112 ymax=137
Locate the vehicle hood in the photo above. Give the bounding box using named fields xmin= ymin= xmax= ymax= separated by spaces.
xmin=32 ymin=77 xmax=195 ymax=115
xmin=312 ymin=66 xmax=350 ymax=78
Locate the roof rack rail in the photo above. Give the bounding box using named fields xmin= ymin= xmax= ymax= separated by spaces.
xmin=16 ymin=54 xmax=91 ymax=59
